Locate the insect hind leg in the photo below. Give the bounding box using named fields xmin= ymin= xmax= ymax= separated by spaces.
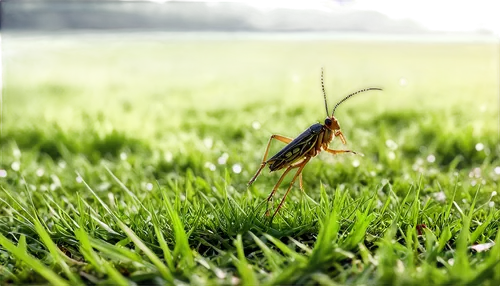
xmin=271 ymin=157 xmax=311 ymax=220
xmin=248 ymin=134 xmax=293 ymax=185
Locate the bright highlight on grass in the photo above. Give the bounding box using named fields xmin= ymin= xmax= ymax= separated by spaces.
xmin=399 ymin=78 xmax=408 ymax=86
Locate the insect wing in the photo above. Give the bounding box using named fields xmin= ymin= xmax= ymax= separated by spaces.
xmin=268 ymin=123 xmax=322 ymax=171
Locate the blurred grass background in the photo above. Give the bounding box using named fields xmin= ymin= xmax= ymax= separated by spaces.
xmin=1 ymin=33 xmax=499 ymax=284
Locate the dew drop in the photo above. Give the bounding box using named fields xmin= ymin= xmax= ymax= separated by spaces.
xmin=385 ymin=139 xmax=398 ymax=150
xmin=146 ymin=183 xmax=153 ymax=191
xmin=13 ymin=149 xmax=21 ymax=158
xmin=489 ymin=201 xmax=495 ymax=208
xmin=120 ymin=152 xmax=127 ymax=160
xmin=204 ymin=162 xmax=216 ymax=171
xmin=76 ymin=176 xmax=83 ymax=183
xmin=252 ymin=121 xmax=261 ymax=130
xmin=203 ymin=138 xmax=213 ymax=149
xmin=426 ymin=154 xmax=436 ymax=163
xmin=232 ymin=164 xmax=242 ymax=174
xmin=164 ymin=151 xmax=173 ymax=162
xmin=11 ymin=161 xmax=20 ymax=171
xmin=475 ymin=143 xmax=484 ymax=151
xmin=0 ymin=169 xmax=7 ymax=177
xmin=218 ymin=153 xmax=229 ymax=165
xmin=434 ymin=191 xmax=446 ymax=202
xmin=36 ymin=168 xmax=45 ymax=177
xmin=352 ymin=159 xmax=360 ymax=168
xmin=494 ymin=166 xmax=500 ymax=175
xmin=387 ymin=151 xmax=396 ymax=160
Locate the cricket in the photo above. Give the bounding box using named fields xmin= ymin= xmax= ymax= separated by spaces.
xmin=248 ymin=68 xmax=382 ymax=219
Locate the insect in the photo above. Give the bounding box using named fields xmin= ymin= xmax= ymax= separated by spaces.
xmin=248 ymin=68 xmax=381 ymax=219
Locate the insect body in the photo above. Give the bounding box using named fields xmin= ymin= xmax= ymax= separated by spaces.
xmin=248 ymin=68 xmax=381 ymax=219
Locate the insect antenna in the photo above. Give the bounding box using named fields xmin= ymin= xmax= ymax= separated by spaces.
xmin=331 ymin=87 xmax=382 ymax=115
xmin=321 ymin=67 xmax=329 ymax=117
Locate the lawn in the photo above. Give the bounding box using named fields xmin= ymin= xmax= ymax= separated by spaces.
xmin=1 ymin=33 xmax=499 ymax=285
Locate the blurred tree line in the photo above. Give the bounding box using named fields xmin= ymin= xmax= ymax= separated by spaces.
xmin=11 ymin=0 xmax=494 ymax=35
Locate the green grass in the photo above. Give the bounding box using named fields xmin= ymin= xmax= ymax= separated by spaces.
xmin=1 ymin=33 xmax=500 ymax=285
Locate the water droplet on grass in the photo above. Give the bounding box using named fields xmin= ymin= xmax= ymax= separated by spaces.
xmin=36 ymin=168 xmax=45 ymax=177
xmin=352 ymin=159 xmax=360 ymax=167
xmin=434 ymin=191 xmax=446 ymax=202
xmin=385 ymin=139 xmax=398 ymax=150
xmin=426 ymin=154 xmax=436 ymax=163
xmin=475 ymin=143 xmax=484 ymax=151
xmin=11 ymin=162 xmax=20 ymax=171
xmin=58 ymin=161 xmax=67 ymax=169
xmin=13 ymin=149 xmax=21 ymax=158
xmin=164 ymin=151 xmax=173 ymax=162
xmin=120 ymin=152 xmax=127 ymax=160
xmin=146 ymin=183 xmax=153 ymax=191
xmin=76 ymin=176 xmax=83 ymax=183
xmin=203 ymin=138 xmax=213 ymax=149
xmin=387 ymin=151 xmax=396 ymax=160
xmin=489 ymin=201 xmax=495 ymax=208
xmin=252 ymin=121 xmax=261 ymax=130
xmin=491 ymin=191 xmax=497 ymax=197
xmin=469 ymin=167 xmax=482 ymax=178
xmin=494 ymin=166 xmax=500 ymax=175
xmin=0 ymin=170 xmax=7 ymax=177
xmin=218 ymin=153 xmax=229 ymax=165
xmin=232 ymin=164 xmax=242 ymax=174
xmin=205 ymin=162 xmax=216 ymax=171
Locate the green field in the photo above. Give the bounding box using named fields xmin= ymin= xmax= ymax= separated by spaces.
xmin=1 ymin=33 xmax=499 ymax=285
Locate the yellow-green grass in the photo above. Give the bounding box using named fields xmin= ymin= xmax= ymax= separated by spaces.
xmin=1 ymin=33 xmax=499 ymax=285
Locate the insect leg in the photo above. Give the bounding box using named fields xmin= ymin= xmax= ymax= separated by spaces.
xmin=298 ymin=173 xmax=303 ymax=191
xmin=271 ymin=157 xmax=311 ymax=219
xmin=248 ymin=134 xmax=293 ymax=185
xmin=324 ymin=148 xmax=361 ymax=156
xmin=265 ymin=164 xmax=296 ymax=216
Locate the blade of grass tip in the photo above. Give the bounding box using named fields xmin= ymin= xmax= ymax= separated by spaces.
xmin=78 ymin=172 xmax=173 ymax=282
xmin=31 ymin=212 xmax=83 ymax=285
xmin=410 ymin=186 xmax=421 ymax=227
xmin=89 ymin=237 xmax=144 ymax=264
xmin=233 ymin=234 xmax=258 ymax=286
xmin=444 ymin=182 xmax=458 ymax=220
xmin=0 ymin=233 xmax=69 ymax=286
xmin=450 ymin=187 xmax=480 ymax=280
xmin=75 ymin=228 xmax=129 ymax=286
xmin=157 ymin=181 xmax=194 ymax=268
xmin=310 ymin=207 xmax=339 ymax=267
xmin=1 ymin=186 xmax=35 ymax=223
xmin=470 ymin=211 xmax=494 ymax=243
xmin=249 ymin=231 xmax=281 ymax=272
xmin=263 ymin=233 xmax=307 ymax=263
xmin=22 ymin=177 xmax=83 ymax=285
xmin=152 ymin=214 xmax=175 ymax=271
xmin=104 ymin=165 xmax=151 ymax=216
